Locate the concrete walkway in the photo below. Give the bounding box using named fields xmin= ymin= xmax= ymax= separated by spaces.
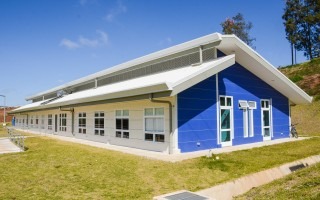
xmin=0 ymin=138 xmax=22 ymax=154
xmin=16 ymin=128 xmax=308 ymax=162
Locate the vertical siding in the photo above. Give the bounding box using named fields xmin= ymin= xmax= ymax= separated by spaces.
xmin=177 ymin=75 xmax=220 ymax=152
xmin=177 ymin=52 xmax=290 ymax=152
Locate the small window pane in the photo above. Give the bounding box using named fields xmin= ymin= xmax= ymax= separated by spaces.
xmin=145 ymin=108 xmax=153 ymax=116
xmin=95 ymin=113 xmax=99 ymax=117
xmin=116 ymin=119 xmax=122 ymax=129
xmin=123 ymin=110 xmax=129 ymax=116
xmin=116 ymin=110 xmax=122 ymax=116
xmin=265 ymin=101 xmax=269 ymax=108
xmin=227 ymin=97 xmax=232 ymax=106
xmin=154 ymin=118 xmax=164 ymax=132
xmin=123 ymin=132 xmax=129 ymax=138
xmin=100 ymin=112 xmax=104 ymax=117
xmin=116 ymin=131 xmax=121 ymax=138
xmin=155 ymin=134 xmax=165 ymax=142
xmin=145 ymin=133 xmax=153 ymax=141
xmin=145 ymin=118 xmax=154 ymax=132
xmin=122 ymin=119 xmax=129 ymax=130
xmin=220 ymin=97 xmax=225 ymax=106
xmin=95 ymin=130 xmax=99 ymax=135
xmin=155 ymin=108 xmax=164 ymax=116
xmin=100 ymin=130 xmax=104 ymax=136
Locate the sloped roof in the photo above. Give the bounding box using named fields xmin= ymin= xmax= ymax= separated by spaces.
xmin=12 ymin=55 xmax=235 ymax=113
xmin=12 ymin=33 xmax=312 ymax=114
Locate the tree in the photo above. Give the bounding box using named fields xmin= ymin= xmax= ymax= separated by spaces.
xmin=283 ymin=0 xmax=320 ymax=60
xmin=221 ymin=13 xmax=255 ymax=47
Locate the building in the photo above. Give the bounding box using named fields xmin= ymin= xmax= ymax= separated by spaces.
xmin=10 ymin=33 xmax=312 ymax=154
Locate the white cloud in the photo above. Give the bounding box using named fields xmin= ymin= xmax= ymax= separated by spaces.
xmin=104 ymin=0 xmax=127 ymax=22
xmin=60 ymin=30 xmax=108 ymax=49
xmin=60 ymin=39 xmax=80 ymax=49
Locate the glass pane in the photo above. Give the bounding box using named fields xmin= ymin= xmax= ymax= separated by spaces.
xmin=123 ymin=132 xmax=129 ymax=139
xmin=95 ymin=130 xmax=99 ymax=135
xmin=79 ymin=113 xmax=82 ymax=117
xmin=95 ymin=112 xmax=99 ymax=117
xmin=145 ymin=118 xmax=154 ymax=132
xmin=221 ymin=109 xmax=230 ymax=129
xmin=116 ymin=131 xmax=121 ymax=138
xmin=154 ymin=118 xmax=164 ymax=132
xmin=264 ymin=128 xmax=270 ymax=137
xmin=155 ymin=134 xmax=165 ymax=142
xmin=83 ymin=113 xmax=86 ymax=117
xmin=123 ymin=110 xmax=129 ymax=116
xmin=100 ymin=130 xmax=104 ymax=136
xmin=263 ymin=110 xmax=270 ymax=126
xmin=155 ymin=108 xmax=164 ymax=116
xmin=265 ymin=101 xmax=269 ymax=108
xmin=100 ymin=112 xmax=104 ymax=117
xmin=116 ymin=110 xmax=122 ymax=116
xmin=122 ymin=119 xmax=129 ymax=130
xmin=95 ymin=119 xmax=99 ymax=128
xmin=227 ymin=97 xmax=232 ymax=106
xmin=261 ymin=101 xmax=265 ymax=108
xmin=221 ymin=131 xmax=231 ymax=142
xmin=220 ymin=97 xmax=225 ymax=106
xmin=145 ymin=133 xmax=153 ymax=141
xmin=83 ymin=129 xmax=86 ymax=134
xmin=144 ymin=108 xmax=153 ymax=116
xmin=99 ymin=118 xmax=104 ymax=128
xmin=116 ymin=119 xmax=122 ymax=129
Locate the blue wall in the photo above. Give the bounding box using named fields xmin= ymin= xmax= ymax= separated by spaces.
xmin=177 ymin=55 xmax=290 ymax=152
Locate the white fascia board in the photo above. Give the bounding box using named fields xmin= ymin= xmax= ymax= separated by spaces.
xmin=14 ymin=83 xmax=170 ymax=113
xmin=26 ymin=33 xmax=222 ymax=101
xmin=170 ymin=55 xmax=235 ymax=96
xmin=220 ymin=35 xmax=312 ymax=104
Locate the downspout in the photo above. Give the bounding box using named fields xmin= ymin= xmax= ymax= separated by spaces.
xmin=59 ymin=107 xmax=75 ymax=135
xmin=149 ymin=93 xmax=173 ymax=154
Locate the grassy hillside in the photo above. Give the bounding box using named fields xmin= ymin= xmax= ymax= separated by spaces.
xmin=279 ymin=58 xmax=320 ymax=137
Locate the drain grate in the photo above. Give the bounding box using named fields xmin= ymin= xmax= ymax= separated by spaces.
xmin=289 ymin=163 xmax=308 ymax=172
xmin=160 ymin=191 xmax=209 ymax=200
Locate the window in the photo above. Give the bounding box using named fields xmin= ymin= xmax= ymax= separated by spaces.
xmin=78 ymin=112 xmax=86 ymax=134
xmin=41 ymin=115 xmax=45 ymax=129
xmin=220 ymin=96 xmax=233 ymax=144
xmin=239 ymin=100 xmax=256 ymax=138
xmin=35 ymin=115 xmax=39 ymax=128
xmin=144 ymin=108 xmax=165 ymax=142
xmin=94 ymin=112 xmax=104 ymax=136
xmin=59 ymin=113 xmax=67 ymax=132
xmin=48 ymin=114 xmax=53 ymax=130
xmin=115 ymin=110 xmax=129 ymax=139
xmin=261 ymin=100 xmax=271 ymax=138
xmin=30 ymin=116 xmax=34 ymax=128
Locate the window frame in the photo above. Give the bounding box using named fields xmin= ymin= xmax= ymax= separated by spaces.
xmin=59 ymin=113 xmax=67 ymax=132
xmin=115 ymin=110 xmax=129 ymax=139
xmin=261 ymin=99 xmax=272 ymax=138
xmin=48 ymin=114 xmax=53 ymax=130
xmin=94 ymin=111 xmax=105 ymax=136
xmin=144 ymin=107 xmax=165 ymax=143
xmin=78 ymin=112 xmax=87 ymax=134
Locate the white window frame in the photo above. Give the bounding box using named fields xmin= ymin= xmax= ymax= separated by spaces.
xmin=78 ymin=112 xmax=86 ymax=134
xmin=59 ymin=113 xmax=67 ymax=132
xmin=261 ymin=99 xmax=272 ymax=139
xmin=35 ymin=115 xmax=39 ymax=128
xmin=239 ymin=100 xmax=256 ymax=138
xmin=219 ymin=96 xmax=234 ymax=146
xmin=94 ymin=111 xmax=105 ymax=136
xmin=248 ymin=101 xmax=256 ymax=137
xmin=144 ymin=107 xmax=165 ymax=142
xmin=48 ymin=114 xmax=53 ymax=130
xmin=115 ymin=110 xmax=129 ymax=139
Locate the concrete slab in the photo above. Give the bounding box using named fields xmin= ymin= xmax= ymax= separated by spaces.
xmin=15 ymin=128 xmax=308 ymax=162
xmin=0 ymin=138 xmax=22 ymax=154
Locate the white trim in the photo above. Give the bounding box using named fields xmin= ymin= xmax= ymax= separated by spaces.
xmin=261 ymin=99 xmax=272 ymax=140
xmin=219 ymin=95 xmax=233 ymax=147
xmin=143 ymin=107 xmax=165 ymax=143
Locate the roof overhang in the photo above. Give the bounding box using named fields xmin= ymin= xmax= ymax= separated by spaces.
xmin=26 ymin=33 xmax=223 ymax=101
xmin=217 ymin=35 xmax=312 ymax=105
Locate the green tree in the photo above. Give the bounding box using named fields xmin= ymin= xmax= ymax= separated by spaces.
xmin=283 ymin=0 xmax=320 ymax=60
xmin=221 ymin=13 xmax=255 ymax=47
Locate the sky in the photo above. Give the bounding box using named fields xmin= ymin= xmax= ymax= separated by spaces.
xmin=0 ymin=0 xmax=307 ymax=106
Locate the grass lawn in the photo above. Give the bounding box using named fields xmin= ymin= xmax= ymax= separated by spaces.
xmin=235 ymin=162 xmax=320 ymax=200
xmin=0 ymin=129 xmax=320 ymax=200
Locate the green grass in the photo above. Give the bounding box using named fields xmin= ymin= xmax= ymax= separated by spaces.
xmin=1 ymin=130 xmax=320 ymax=199
xmin=235 ymin=162 xmax=320 ymax=200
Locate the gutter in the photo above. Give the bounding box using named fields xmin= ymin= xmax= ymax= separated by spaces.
xmin=149 ymin=93 xmax=173 ymax=154
xmin=59 ymin=107 xmax=75 ymax=135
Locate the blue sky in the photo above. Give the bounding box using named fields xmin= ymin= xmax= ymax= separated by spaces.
xmin=0 ymin=0 xmax=307 ymax=106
